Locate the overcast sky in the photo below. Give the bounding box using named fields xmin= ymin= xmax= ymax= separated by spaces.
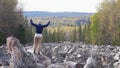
xmin=18 ymin=0 xmax=101 ymax=12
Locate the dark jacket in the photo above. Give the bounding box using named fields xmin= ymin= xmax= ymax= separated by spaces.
xmin=30 ymin=19 xmax=50 ymax=34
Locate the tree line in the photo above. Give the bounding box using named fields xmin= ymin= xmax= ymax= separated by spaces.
xmin=42 ymin=0 xmax=120 ymax=46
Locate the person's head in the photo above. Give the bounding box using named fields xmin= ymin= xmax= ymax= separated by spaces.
xmin=38 ymin=19 xmax=42 ymax=25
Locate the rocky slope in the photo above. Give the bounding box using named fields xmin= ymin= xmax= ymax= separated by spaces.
xmin=0 ymin=42 xmax=120 ymax=68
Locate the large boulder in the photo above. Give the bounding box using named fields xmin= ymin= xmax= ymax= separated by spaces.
xmin=84 ymin=55 xmax=104 ymax=68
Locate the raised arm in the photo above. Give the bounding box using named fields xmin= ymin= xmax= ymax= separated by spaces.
xmin=30 ymin=19 xmax=37 ymax=27
xmin=42 ymin=21 xmax=50 ymax=28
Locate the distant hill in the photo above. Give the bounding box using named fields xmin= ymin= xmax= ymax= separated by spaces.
xmin=23 ymin=11 xmax=94 ymax=17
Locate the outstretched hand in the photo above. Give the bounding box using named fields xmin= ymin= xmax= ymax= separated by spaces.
xmin=30 ymin=19 xmax=32 ymax=22
xmin=48 ymin=21 xmax=50 ymax=23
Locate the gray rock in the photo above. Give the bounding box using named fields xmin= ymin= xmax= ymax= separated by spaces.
xmin=114 ymin=52 xmax=120 ymax=60
xmin=47 ymin=63 xmax=66 ymax=68
xmin=84 ymin=55 xmax=104 ymax=68
xmin=114 ymin=60 xmax=120 ymax=68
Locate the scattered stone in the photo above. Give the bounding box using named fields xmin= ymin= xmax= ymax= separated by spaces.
xmin=0 ymin=36 xmax=120 ymax=68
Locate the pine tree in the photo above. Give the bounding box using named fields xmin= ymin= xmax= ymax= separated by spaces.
xmin=52 ymin=30 xmax=56 ymax=43
xmin=48 ymin=30 xmax=52 ymax=43
xmin=15 ymin=24 xmax=26 ymax=44
xmin=43 ymin=28 xmax=48 ymax=43
xmin=78 ymin=23 xmax=82 ymax=42
xmin=90 ymin=14 xmax=100 ymax=45
xmin=71 ymin=26 xmax=77 ymax=43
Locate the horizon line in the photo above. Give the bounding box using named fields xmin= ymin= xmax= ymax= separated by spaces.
xmin=23 ymin=10 xmax=96 ymax=13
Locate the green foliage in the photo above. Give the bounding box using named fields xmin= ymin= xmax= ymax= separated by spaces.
xmin=60 ymin=30 xmax=65 ymax=42
xmin=43 ymin=28 xmax=49 ymax=42
xmin=52 ymin=30 xmax=57 ymax=42
xmin=112 ymin=39 xmax=120 ymax=46
xmin=0 ymin=32 xmax=3 ymax=45
xmin=15 ymin=24 xmax=26 ymax=44
xmin=0 ymin=0 xmax=24 ymax=44
xmin=24 ymin=19 xmax=34 ymax=43
xmin=89 ymin=0 xmax=120 ymax=45
xmin=71 ymin=26 xmax=77 ymax=43
xmin=78 ymin=24 xmax=82 ymax=42
xmin=90 ymin=13 xmax=100 ymax=45
xmin=48 ymin=30 xmax=52 ymax=43
xmin=84 ymin=24 xmax=91 ymax=44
